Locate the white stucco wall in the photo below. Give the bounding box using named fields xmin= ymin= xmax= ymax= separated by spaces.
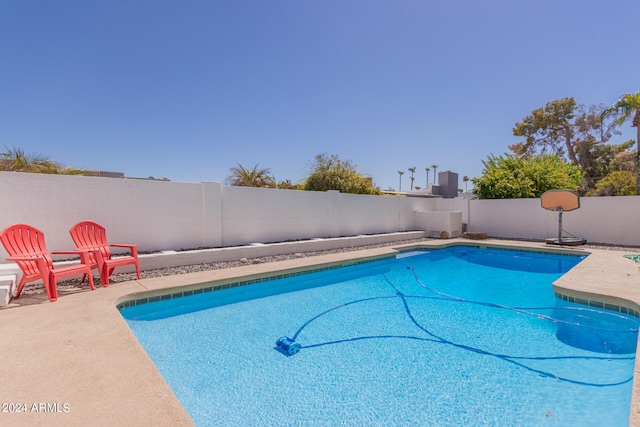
xmin=468 ymin=199 xmax=545 ymax=240
xmin=0 ymin=172 xmax=217 ymax=256
xmin=220 ymin=186 xmax=334 ymax=246
xmin=338 ymin=191 xmax=407 ymax=236
xmin=2 ymin=171 xmax=640 ymax=265
xmin=571 ymin=196 xmax=639 ymax=245
xmin=467 ymin=196 xmax=640 ymax=246
xmin=0 ymin=172 xmax=434 ymax=261
xmin=219 ymin=187 xmax=435 ymax=246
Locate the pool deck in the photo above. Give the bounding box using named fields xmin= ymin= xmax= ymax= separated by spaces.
xmin=1 ymin=238 xmax=640 ymax=426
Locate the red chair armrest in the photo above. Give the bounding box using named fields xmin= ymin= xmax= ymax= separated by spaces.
xmin=109 ymin=244 xmax=137 ymax=249
xmin=7 ymin=255 xmax=50 ymax=276
xmin=50 ymin=250 xmax=93 ymax=265
xmin=6 ymin=254 xmax=46 ymax=261
xmin=50 ymin=250 xmax=90 ymax=255
xmin=108 ymin=244 xmax=138 ymax=256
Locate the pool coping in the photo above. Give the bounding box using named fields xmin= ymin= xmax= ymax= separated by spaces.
xmin=1 ymin=238 xmax=640 ymax=426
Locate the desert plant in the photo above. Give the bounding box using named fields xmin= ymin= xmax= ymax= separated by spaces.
xmin=225 ymin=164 xmax=276 ymax=187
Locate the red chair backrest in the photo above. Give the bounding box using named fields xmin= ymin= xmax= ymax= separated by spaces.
xmin=69 ymin=221 xmax=112 ymax=263
xmin=0 ymin=223 xmax=53 ymax=275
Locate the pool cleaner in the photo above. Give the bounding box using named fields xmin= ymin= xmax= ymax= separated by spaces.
xmin=275 ymin=336 xmax=301 ymax=355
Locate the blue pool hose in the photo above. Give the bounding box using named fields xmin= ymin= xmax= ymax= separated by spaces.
xmin=276 ymin=263 xmax=639 ymax=365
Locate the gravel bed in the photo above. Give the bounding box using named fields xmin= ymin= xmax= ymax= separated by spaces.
xmin=17 ymin=238 xmax=640 ymax=296
xmin=18 ymin=238 xmax=429 ymax=295
xmin=105 ymin=238 xmax=432 ymax=283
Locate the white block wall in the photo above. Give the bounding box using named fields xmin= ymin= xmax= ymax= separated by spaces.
xmin=2 ymin=171 xmax=640 ymax=265
xmin=0 ymin=172 xmax=435 ymax=261
xmin=220 ymin=186 xmax=335 ymax=246
xmin=467 ymin=196 xmax=640 ymax=246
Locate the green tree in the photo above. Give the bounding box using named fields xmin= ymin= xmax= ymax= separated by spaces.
xmin=304 ymin=153 xmax=381 ymax=195
xmin=472 ymin=153 xmax=583 ymax=199
xmin=576 ymin=139 xmax=635 ymax=192
xmin=463 ymin=175 xmax=470 ymax=192
xmin=612 ymin=148 xmax=637 ymax=173
xmin=424 ymin=167 xmax=430 ymax=186
xmin=603 ymin=92 xmax=640 ymax=194
xmin=511 ymin=98 xmax=579 ymax=162
xmin=397 ymin=170 xmax=404 ymax=191
xmin=573 ymin=104 xmax=623 ymax=176
xmin=586 ymin=170 xmax=636 ymax=196
xmin=431 ymin=164 xmax=438 ymax=183
xmin=225 ymin=164 xmax=276 ymax=187
xmin=408 ymin=167 xmax=416 ymax=190
xmin=511 ymin=99 xmax=626 ymax=193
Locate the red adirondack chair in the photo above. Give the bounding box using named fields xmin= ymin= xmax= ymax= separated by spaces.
xmin=0 ymin=223 xmax=96 ymax=302
xmin=69 ymin=221 xmax=141 ymax=287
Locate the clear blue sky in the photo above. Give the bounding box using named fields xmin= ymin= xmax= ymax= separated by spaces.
xmin=1 ymin=1 xmax=638 ymax=190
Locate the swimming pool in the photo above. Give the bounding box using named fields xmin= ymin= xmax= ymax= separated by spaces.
xmin=120 ymin=246 xmax=638 ymax=426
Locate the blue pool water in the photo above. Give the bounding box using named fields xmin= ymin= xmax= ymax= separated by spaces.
xmin=121 ymin=246 xmax=638 ymax=426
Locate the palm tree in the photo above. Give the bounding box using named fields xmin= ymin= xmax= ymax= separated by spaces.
xmin=397 ymin=170 xmax=404 ymax=191
xmin=603 ymin=93 xmax=640 ymax=194
xmin=431 ymin=164 xmax=438 ymax=183
xmin=0 ymin=146 xmax=61 ymax=173
xmin=463 ymin=175 xmax=470 ymax=192
xmin=226 ymin=164 xmax=275 ymax=187
xmin=408 ymin=167 xmax=416 ymax=190
xmin=425 ymin=167 xmax=431 ymax=186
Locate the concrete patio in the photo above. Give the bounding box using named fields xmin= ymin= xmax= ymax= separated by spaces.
xmin=1 ymin=238 xmax=640 ymax=426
